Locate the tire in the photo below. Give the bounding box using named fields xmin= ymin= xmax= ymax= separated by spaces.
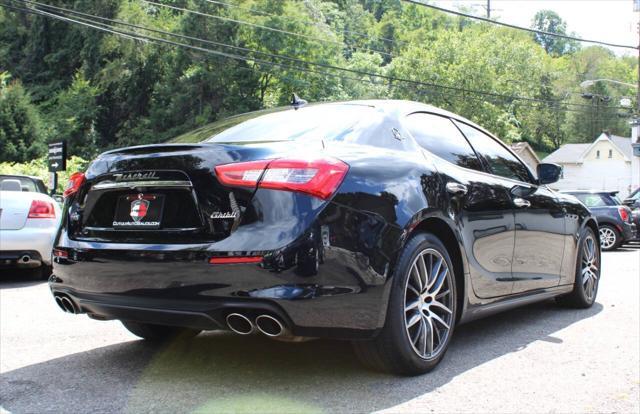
xmin=598 ymin=224 xmax=620 ymax=251
xmin=121 ymin=321 xmax=201 ymax=342
xmin=352 ymin=232 xmax=458 ymax=376
xmin=556 ymin=227 xmax=600 ymax=308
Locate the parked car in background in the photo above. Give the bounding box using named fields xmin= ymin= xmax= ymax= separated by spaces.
xmin=562 ymin=190 xmax=636 ymax=250
xmin=50 ymin=100 xmax=601 ymax=375
xmin=623 ymin=187 xmax=640 ymax=242
xmin=0 ymin=174 xmax=61 ymax=278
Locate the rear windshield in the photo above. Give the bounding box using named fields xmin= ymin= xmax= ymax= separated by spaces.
xmin=207 ymin=104 xmax=377 ymax=144
xmin=572 ymin=193 xmax=618 ymax=207
xmin=0 ymin=176 xmax=45 ymax=193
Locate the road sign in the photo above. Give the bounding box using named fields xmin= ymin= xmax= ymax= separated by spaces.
xmin=48 ymin=141 xmax=67 ymax=172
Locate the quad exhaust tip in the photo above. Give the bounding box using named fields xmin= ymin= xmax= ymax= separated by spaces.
xmin=225 ymin=313 xmax=254 ymax=335
xmin=255 ymin=314 xmax=285 ymax=337
xmin=54 ymin=294 xmax=78 ymax=314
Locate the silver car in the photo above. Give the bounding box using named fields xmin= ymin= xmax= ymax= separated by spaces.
xmin=0 ymin=175 xmax=61 ymax=278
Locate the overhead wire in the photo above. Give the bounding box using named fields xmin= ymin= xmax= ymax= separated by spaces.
xmin=401 ymin=0 xmax=639 ymax=50
xmin=0 ymin=1 xmax=633 ymax=117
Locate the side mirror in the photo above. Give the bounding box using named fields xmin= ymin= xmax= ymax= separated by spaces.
xmin=52 ymin=194 xmax=64 ymax=204
xmin=537 ymin=163 xmax=563 ymax=185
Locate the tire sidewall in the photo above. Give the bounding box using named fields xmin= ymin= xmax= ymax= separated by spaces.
xmin=384 ymin=232 xmax=458 ymax=373
xmin=599 ymin=224 xmax=619 ymax=251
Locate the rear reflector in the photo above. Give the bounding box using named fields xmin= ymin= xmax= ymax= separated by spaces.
xmin=63 ymin=172 xmax=86 ymax=198
xmin=214 ymin=157 xmax=348 ymax=200
xmin=28 ymin=200 xmax=55 ymax=219
xmin=209 ymin=256 xmax=263 ymax=265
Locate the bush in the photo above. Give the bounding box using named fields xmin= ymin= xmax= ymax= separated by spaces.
xmin=0 ymin=156 xmax=89 ymax=193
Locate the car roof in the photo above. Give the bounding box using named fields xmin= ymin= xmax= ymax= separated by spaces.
xmin=0 ymin=174 xmax=43 ymax=182
xmin=561 ymin=190 xmax=619 ymax=195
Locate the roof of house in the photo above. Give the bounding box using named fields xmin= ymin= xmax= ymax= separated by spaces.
xmin=542 ymin=133 xmax=632 ymax=164
xmin=509 ymin=142 xmax=541 ymax=163
xmin=543 ymin=143 xmax=590 ymax=164
xmin=609 ymin=135 xmax=633 ymax=159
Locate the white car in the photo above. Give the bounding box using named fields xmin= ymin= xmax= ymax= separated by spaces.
xmin=0 ymin=175 xmax=61 ymax=278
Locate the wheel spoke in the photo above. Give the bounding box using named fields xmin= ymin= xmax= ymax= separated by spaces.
xmin=435 ymin=289 xmax=450 ymax=300
xmin=410 ymin=264 xmax=422 ymax=292
xmin=431 ymin=313 xmax=450 ymax=330
xmin=405 ymin=299 xmax=421 ymax=312
xmin=411 ymin=317 xmax=423 ymax=344
xmin=407 ymin=312 xmax=421 ymax=328
xmin=419 ymin=318 xmax=428 ymax=356
xmin=430 ymin=268 xmax=448 ymax=295
xmin=417 ymin=257 xmax=428 ymax=292
xmin=425 ymin=318 xmax=434 ymax=356
xmin=430 ymin=300 xmax=452 ymax=314
xmin=407 ymin=284 xmax=420 ymax=297
xmin=427 ymin=257 xmax=442 ymax=290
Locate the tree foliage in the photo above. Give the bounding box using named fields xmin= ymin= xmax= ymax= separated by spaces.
xmin=0 ymin=74 xmax=45 ymax=162
xmin=0 ymin=0 xmax=636 ymax=160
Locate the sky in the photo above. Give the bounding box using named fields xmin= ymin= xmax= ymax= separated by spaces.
xmin=432 ymin=0 xmax=639 ymax=56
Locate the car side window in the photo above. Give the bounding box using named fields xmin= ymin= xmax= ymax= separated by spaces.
xmin=574 ymin=194 xmax=605 ymax=207
xmin=404 ymin=113 xmax=484 ymax=171
xmin=455 ymin=122 xmax=532 ymax=183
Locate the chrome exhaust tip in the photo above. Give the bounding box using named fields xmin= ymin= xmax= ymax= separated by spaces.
xmin=226 ymin=313 xmax=254 ymax=335
xmin=255 ymin=314 xmax=286 ymax=337
xmin=56 ymin=295 xmax=78 ymax=314
xmin=54 ymin=296 xmax=66 ymax=312
xmin=20 ymin=255 xmax=30 ymax=263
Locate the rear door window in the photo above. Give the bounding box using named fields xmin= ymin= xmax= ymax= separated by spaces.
xmin=404 ymin=113 xmax=484 ymax=171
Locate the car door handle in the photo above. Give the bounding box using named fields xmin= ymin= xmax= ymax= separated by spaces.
xmin=446 ymin=182 xmax=468 ymax=195
xmin=513 ymin=198 xmax=531 ymax=208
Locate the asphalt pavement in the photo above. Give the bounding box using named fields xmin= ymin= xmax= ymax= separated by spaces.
xmin=1 ymin=244 xmax=639 ymax=413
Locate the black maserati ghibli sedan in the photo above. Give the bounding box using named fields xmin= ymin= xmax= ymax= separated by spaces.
xmin=50 ymin=100 xmax=600 ymax=375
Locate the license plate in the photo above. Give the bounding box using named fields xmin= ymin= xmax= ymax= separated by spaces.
xmin=112 ymin=194 xmax=165 ymax=229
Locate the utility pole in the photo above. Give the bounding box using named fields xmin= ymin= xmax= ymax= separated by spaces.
xmin=486 ymin=0 xmax=490 ymax=19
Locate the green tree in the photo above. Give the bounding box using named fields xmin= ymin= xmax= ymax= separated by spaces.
xmin=0 ymin=75 xmax=46 ymax=163
xmin=531 ymin=10 xmax=579 ymax=56
xmin=44 ymin=72 xmax=101 ymax=159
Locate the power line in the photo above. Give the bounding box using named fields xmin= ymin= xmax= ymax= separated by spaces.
xmin=401 ymin=0 xmax=639 ymax=50
xmin=4 ymin=0 xmax=631 ymax=114
xmin=141 ymin=0 xmax=396 ymax=59
xmin=200 ymin=0 xmax=402 ymax=46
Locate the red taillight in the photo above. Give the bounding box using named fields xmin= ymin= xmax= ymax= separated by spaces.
xmin=209 ymin=256 xmax=263 ymax=265
xmin=63 ymin=172 xmax=86 ymax=198
xmin=214 ymin=157 xmax=349 ymax=200
xmin=28 ymin=200 xmax=55 ymax=219
xmin=53 ymin=248 xmax=68 ymax=259
xmin=618 ymin=207 xmax=630 ymax=222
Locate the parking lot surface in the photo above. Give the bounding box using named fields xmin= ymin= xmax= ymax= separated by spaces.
xmin=1 ymin=244 xmax=639 ymax=413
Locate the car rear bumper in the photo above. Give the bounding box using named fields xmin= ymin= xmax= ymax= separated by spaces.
xmin=620 ymin=222 xmax=637 ymax=242
xmin=49 ymin=229 xmax=396 ymax=339
xmin=0 ymin=226 xmax=56 ymax=266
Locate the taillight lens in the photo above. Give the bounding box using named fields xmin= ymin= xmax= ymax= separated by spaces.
xmin=63 ymin=172 xmax=86 ymax=198
xmin=215 ymin=157 xmax=349 ymax=200
xmin=28 ymin=200 xmax=55 ymax=219
xmin=618 ymin=207 xmax=630 ymax=222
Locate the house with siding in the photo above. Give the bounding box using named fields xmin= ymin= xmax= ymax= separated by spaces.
xmin=510 ymin=142 xmax=541 ymax=172
xmin=543 ymin=133 xmax=634 ymax=197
